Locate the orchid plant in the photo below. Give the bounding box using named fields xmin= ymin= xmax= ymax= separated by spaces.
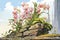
xmin=8 ymin=2 xmax=52 ymax=36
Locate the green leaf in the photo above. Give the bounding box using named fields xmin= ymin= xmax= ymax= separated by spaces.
xmin=44 ymin=22 xmax=53 ymax=31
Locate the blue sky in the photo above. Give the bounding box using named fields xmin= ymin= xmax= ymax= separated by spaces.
xmin=0 ymin=0 xmax=42 ymax=11
xmin=0 ymin=0 xmax=29 ymax=11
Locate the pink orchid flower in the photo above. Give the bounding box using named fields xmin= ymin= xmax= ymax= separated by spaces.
xmin=38 ymin=3 xmax=50 ymax=10
xmin=29 ymin=7 xmax=33 ymax=13
xmin=36 ymin=8 xmax=41 ymax=14
xmin=21 ymin=3 xmax=34 ymax=20
xmin=12 ymin=8 xmax=18 ymax=22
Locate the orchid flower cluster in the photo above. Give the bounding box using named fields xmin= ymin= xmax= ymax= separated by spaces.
xmin=12 ymin=2 xmax=49 ymax=23
xmin=8 ymin=2 xmax=52 ymax=33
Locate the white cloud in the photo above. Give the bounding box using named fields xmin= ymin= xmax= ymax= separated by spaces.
xmin=4 ymin=2 xmax=13 ymax=19
xmin=4 ymin=2 xmax=14 ymax=11
xmin=0 ymin=2 xmax=14 ymax=20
